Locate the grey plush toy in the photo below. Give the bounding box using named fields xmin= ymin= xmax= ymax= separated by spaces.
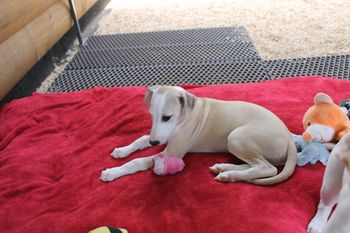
xmin=292 ymin=134 xmax=335 ymax=166
xmin=339 ymin=98 xmax=350 ymax=118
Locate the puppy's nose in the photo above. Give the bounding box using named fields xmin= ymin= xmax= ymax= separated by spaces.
xmin=149 ymin=140 xmax=160 ymax=146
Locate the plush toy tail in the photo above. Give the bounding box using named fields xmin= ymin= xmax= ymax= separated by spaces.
xmin=249 ymin=139 xmax=297 ymax=186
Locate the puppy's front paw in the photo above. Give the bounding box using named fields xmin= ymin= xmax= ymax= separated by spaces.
xmin=111 ymin=147 xmax=131 ymax=159
xmin=100 ymin=168 xmax=120 ymax=182
xmin=307 ymin=217 xmax=326 ymax=233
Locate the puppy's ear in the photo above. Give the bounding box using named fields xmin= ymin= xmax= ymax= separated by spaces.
xmin=144 ymin=86 xmax=158 ymax=106
xmin=186 ymin=92 xmax=196 ymax=109
xmin=179 ymin=91 xmax=196 ymax=110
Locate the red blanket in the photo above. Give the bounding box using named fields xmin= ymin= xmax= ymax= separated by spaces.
xmin=1 ymin=77 xmax=349 ymax=233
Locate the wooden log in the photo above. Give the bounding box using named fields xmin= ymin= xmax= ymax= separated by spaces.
xmin=0 ymin=0 xmax=57 ymax=44
xmin=26 ymin=3 xmax=71 ymax=59
xmin=0 ymin=0 xmax=97 ymax=46
xmin=0 ymin=29 xmax=37 ymax=99
xmin=0 ymin=0 xmax=97 ymax=100
xmin=74 ymin=0 xmax=99 ymax=18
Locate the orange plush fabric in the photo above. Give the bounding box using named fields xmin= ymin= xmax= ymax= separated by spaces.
xmin=302 ymin=93 xmax=350 ymax=142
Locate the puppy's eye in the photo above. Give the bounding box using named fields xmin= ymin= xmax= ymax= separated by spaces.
xmin=162 ymin=115 xmax=172 ymax=122
xmin=308 ymin=122 xmax=311 ymax=126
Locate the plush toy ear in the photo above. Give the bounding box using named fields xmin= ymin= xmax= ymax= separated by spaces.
xmin=314 ymin=93 xmax=334 ymax=105
xmin=143 ymin=86 xmax=159 ymax=106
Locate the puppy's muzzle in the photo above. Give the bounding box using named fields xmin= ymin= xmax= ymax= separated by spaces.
xmin=150 ymin=140 xmax=160 ymax=146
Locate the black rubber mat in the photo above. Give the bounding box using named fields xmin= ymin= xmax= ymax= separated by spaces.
xmin=67 ymin=26 xmax=260 ymax=70
xmin=49 ymin=27 xmax=268 ymax=92
xmin=51 ymin=60 xmax=269 ymax=92
xmin=48 ymin=27 xmax=350 ymax=93
xmin=83 ymin=27 xmax=251 ymax=50
xmin=265 ymin=55 xmax=350 ymax=80
xmin=67 ymin=42 xmax=260 ymax=69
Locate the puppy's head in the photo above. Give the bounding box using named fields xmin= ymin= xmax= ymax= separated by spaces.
xmin=333 ymin=132 xmax=350 ymax=171
xmin=144 ymin=86 xmax=196 ymax=145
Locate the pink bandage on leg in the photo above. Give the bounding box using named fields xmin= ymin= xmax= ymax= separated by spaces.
xmin=153 ymin=153 xmax=185 ymax=176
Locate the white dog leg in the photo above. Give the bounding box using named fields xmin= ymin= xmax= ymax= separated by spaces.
xmin=215 ymin=164 xmax=277 ymax=183
xmin=111 ymin=135 xmax=151 ymax=159
xmin=209 ymin=163 xmax=250 ymax=174
xmin=307 ymin=154 xmax=344 ymax=233
xmin=323 ymin=173 xmax=350 ymax=233
xmin=100 ymin=155 xmax=155 ymax=182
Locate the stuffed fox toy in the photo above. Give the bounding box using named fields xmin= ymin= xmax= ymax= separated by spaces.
xmin=302 ymin=93 xmax=350 ymax=143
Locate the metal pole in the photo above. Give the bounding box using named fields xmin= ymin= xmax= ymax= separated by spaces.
xmin=68 ymin=0 xmax=83 ymax=46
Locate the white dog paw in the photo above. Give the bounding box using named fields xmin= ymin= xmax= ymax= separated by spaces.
xmin=100 ymin=168 xmax=120 ymax=182
xmin=215 ymin=173 xmax=230 ymax=182
xmin=307 ymin=217 xmax=326 ymax=233
xmin=111 ymin=147 xmax=131 ymax=159
xmin=209 ymin=164 xmax=225 ymax=174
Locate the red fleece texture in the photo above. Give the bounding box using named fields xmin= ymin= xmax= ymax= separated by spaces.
xmin=1 ymin=77 xmax=350 ymax=233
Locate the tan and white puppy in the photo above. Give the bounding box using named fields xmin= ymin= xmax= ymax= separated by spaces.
xmin=307 ymin=132 xmax=350 ymax=233
xmin=100 ymin=86 xmax=297 ymax=185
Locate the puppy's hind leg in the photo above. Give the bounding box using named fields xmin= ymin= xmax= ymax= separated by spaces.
xmin=215 ymin=163 xmax=277 ymax=183
xmin=209 ymin=164 xmax=250 ymax=175
xmin=100 ymin=155 xmax=155 ymax=182
xmin=307 ymin=153 xmax=344 ymax=233
xmin=215 ymin=129 xmax=277 ymax=183
xmin=111 ymin=135 xmax=151 ymax=159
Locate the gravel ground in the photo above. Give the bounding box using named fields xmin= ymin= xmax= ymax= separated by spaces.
xmin=96 ymin=0 xmax=350 ymax=59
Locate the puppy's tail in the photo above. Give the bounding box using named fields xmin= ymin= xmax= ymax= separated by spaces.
xmin=250 ymin=139 xmax=297 ymax=186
